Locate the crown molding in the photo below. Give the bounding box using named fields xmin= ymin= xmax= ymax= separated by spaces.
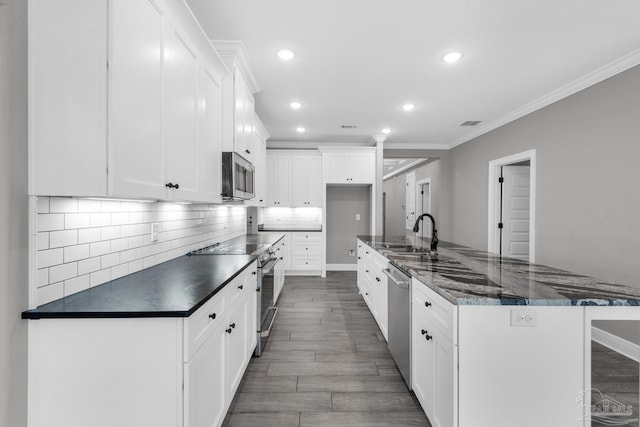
xmin=211 ymin=40 xmax=260 ymax=94
xmin=266 ymin=141 xmax=373 ymax=149
xmin=384 ymin=141 xmax=450 ymax=150
xmin=448 ymin=48 xmax=640 ymax=150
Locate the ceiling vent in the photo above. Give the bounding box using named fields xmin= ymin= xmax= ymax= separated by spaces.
xmin=460 ymin=121 xmax=482 ymax=126
xmin=340 ymin=124 xmax=357 ymax=129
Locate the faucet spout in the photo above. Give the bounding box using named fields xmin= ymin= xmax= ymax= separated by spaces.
xmin=412 ymin=213 xmax=439 ymax=253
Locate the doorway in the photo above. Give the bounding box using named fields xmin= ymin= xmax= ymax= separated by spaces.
xmin=488 ymin=150 xmax=536 ymax=262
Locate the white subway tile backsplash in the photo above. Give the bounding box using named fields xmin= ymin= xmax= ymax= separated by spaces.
xmin=37 ymin=248 xmax=63 ymax=269
xmin=37 ymin=268 xmax=49 ymax=287
xmin=90 ymin=213 xmax=111 ymax=227
xmin=37 ymin=233 xmax=49 ymax=251
xmin=78 ymin=199 xmax=101 ymax=212
xmin=89 ymin=241 xmax=111 ymax=257
xmin=50 ymin=197 xmax=78 ymax=213
xmin=90 ymin=269 xmax=111 ymax=287
xmin=49 ymin=262 xmax=78 ymax=283
xmin=37 ymin=282 xmax=64 ymax=305
xmin=49 ymin=229 xmax=78 ymax=248
xmin=78 ymin=228 xmax=102 ymax=244
xmin=78 ymin=257 xmax=101 ymax=276
xmin=64 ymin=275 xmax=90 ymax=296
xmin=101 ymin=226 xmax=121 ymax=240
xmin=64 ymin=244 xmax=90 ymax=263
xmin=65 ymin=213 xmax=91 ymax=229
xmin=37 ymin=197 xmax=50 ymax=214
xmin=38 ymin=214 xmax=65 ymax=232
xmin=35 ymin=197 xmax=247 ymax=306
xmin=101 ymin=253 xmax=120 ymax=269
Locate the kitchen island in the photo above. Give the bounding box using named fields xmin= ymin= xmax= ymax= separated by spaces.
xmin=357 ymin=235 xmax=640 ymax=427
xmin=22 ymin=233 xmax=285 ymax=427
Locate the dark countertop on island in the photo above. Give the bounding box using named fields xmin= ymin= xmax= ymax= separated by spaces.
xmin=358 ymin=235 xmax=640 ymax=306
xmin=23 ymin=233 xmax=287 ymax=320
xmin=258 ymin=226 xmax=322 ymax=232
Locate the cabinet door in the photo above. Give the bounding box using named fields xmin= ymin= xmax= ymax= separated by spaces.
xmin=274 ymin=155 xmax=292 ymax=205
xmin=225 ymin=298 xmax=248 ymax=400
xmin=109 ymin=0 xmax=165 ymax=199
xmin=266 ymin=154 xmax=277 ymax=205
xmin=234 ymin=74 xmax=255 ymax=159
xmin=245 ymin=269 xmax=258 ymax=353
xmin=413 ymin=312 xmax=456 ymax=427
xmin=185 ymin=323 xmax=226 ymax=427
xmin=163 ymin=28 xmax=200 ymax=200
xmin=376 ymin=274 xmax=388 ymax=341
xmin=197 ymin=66 xmax=223 ymax=203
xmin=323 ymin=153 xmax=349 ymax=183
xmin=348 ymin=152 xmax=375 ymax=183
xmin=307 ymin=155 xmax=323 ymax=206
xmin=290 ymin=154 xmax=309 ymax=206
xmin=248 ymin=121 xmax=267 ymax=206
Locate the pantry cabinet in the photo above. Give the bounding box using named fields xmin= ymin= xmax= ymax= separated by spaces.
xmin=29 ymin=0 xmax=227 ymax=203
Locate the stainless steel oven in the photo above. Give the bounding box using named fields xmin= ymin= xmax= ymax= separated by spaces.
xmin=221 ymin=152 xmax=255 ymax=201
xmin=255 ymin=250 xmax=279 ymax=356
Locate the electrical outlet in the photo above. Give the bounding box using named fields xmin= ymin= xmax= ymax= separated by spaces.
xmin=356 ymin=214 xmax=361 ymax=221
xmin=348 ymin=249 xmax=355 ymax=257
xmin=510 ymin=309 xmax=537 ymax=327
xmin=150 ymin=223 xmax=159 ymax=243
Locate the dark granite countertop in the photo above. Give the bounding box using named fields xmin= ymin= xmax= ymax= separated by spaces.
xmin=358 ymin=235 xmax=640 ymax=306
xmin=193 ymin=233 xmax=286 ymax=254
xmin=22 ymin=255 xmax=257 ymax=319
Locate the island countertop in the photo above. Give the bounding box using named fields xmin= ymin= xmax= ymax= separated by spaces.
xmin=357 ymin=235 xmax=640 ymax=306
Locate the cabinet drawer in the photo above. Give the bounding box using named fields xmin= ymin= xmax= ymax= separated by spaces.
xmin=291 ymin=232 xmax=321 ymax=243
xmin=291 ymin=255 xmax=321 ymax=270
xmin=185 ymin=292 xmax=226 ymax=361
xmin=292 ymin=242 xmax=321 ymax=255
xmin=412 ymin=278 xmax=457 ymax=344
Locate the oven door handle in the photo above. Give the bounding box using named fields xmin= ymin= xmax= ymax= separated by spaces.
xmin=261 ymin=257 xmax=280 ymax=274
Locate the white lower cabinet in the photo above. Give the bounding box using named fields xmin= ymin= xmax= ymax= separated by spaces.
xmin=356 ymin=239 xmax=389 ymax=340
xmin=27 ymin=262 xmax=258 ymax=427
xmin=412 ymin=306 xmax=457 ymax=427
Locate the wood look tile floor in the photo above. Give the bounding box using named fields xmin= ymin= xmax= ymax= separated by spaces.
xmin=222 ymin=272 xmax=431 ymax=427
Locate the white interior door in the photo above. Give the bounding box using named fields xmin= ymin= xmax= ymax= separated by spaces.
xmin=501 ymin=166 xmax=530 ymax=260
xmin=405 ymin=172 xmax=416 ymax=230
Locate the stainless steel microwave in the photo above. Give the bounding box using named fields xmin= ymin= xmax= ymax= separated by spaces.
xmin=221 ymin=152 xmax=255 ymax=200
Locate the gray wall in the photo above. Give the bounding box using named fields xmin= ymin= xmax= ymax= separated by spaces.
xmin=383 ymin=157 xmax=452 ymax=240
xmin=327 ymin=186 xmax=371 ymax=264
xmin=0 ymin=0 xmax=28 ymax=425
xmin=448 ymin=65 xmax=640 ymax=345
xmin=449 ymin=65 xmax=640 ymax=288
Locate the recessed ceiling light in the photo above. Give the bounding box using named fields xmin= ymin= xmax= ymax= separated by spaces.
xmin=296 ymin=126 xmax=306 ymax=133
xmin=289 ymin=101 xmax=302 ymax=110
xmin=382 ymin=128 xmax=391 ymax=134
xmin=402 ymin=104 xmax=415 ymax=111
xmin=277 ymin=49 xmax=295 ymax=61
xmin=442 ymin=52 xmax=462 ymax=63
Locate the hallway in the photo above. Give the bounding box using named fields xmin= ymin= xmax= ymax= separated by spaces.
xmin=222 ymin=272 xmax=430 ymax=426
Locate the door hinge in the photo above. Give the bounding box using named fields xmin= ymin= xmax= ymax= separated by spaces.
xmin=498 ymin=177 xmax=504 ymax=183
xmin=498 ymin=223 xmax=504 ymax=229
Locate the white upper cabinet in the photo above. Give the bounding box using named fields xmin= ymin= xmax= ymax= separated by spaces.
xmin=29 ymin=0 xmax=227 ymax=203
xmin=321 ymin=148 xmax=376 ymax=184
xmin=291 ymin=152 xmax=322 ymax=207
xmin=266 ymin=152 xmax=292 ymax=206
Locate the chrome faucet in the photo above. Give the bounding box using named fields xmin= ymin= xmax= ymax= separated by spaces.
xmin=412 ymin=213 xmax=439 ymax=254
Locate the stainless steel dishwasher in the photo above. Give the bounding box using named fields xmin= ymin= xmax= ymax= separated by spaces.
xmin=384 ymin=263 xmax=412 ymax=388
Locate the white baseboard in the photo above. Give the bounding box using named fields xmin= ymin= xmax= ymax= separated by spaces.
xmin=591 ymin=326 xmax=640 ymax=363
xmin=326 ymin=264 xmax=357 ymax=271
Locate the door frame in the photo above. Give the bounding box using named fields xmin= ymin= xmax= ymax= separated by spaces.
xmin=416 ymin=177 xmax=432 ymax=237
xmin=487 ymin=149 xmax=536 ymax=262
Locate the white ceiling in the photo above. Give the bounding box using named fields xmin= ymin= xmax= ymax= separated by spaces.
xmin=187 ymin=0 xmax=640 ymax=149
